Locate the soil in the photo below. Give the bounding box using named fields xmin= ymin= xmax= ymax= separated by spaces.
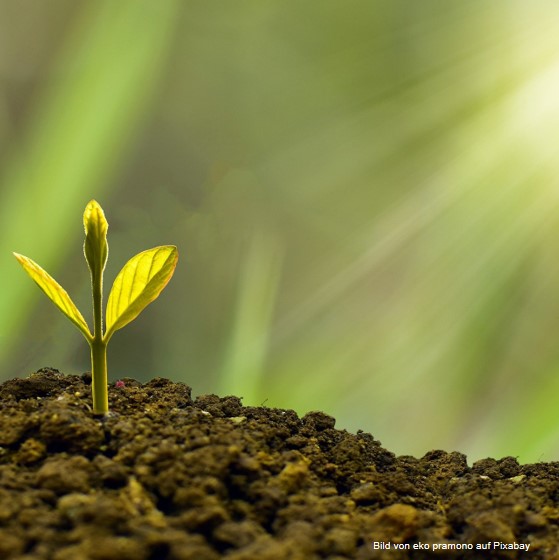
xmin=0 ymin=369 xmax=558 ymax=559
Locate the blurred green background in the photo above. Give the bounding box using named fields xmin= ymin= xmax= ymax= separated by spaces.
xmin=2 ymin=0 xmax=559 ymax=464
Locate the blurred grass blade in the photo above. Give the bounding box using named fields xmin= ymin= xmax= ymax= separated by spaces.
xmin=105 ymin=246 xmax=178 ymax=342
xmin=220 ymin=230 xmax=283 ymax=403
xmin=0 ymin=1 xmax=180 ymax=370
xmin=13 ymin=253 xmax=91 ymax=341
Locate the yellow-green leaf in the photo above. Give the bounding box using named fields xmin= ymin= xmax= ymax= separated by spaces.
xmin=105 ymin=245 xmax=178 ymax=341
xmin=83 ymin=199 xmax=108 ymax=281
xmin=13 ymin=252 xmax=92 ymax=341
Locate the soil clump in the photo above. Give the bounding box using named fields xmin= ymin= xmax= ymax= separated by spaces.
xmin=0 ymin=369 xmax=557 ymax=559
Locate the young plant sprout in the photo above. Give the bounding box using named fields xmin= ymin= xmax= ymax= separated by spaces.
xmin=13 ymin=200 xmax=178 ymax=415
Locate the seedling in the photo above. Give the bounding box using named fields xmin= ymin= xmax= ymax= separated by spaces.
xmin=14 ymin=200 xmax=178 ymax=415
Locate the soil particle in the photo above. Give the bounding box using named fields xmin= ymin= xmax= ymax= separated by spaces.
xmin=1 ymin=369 xmax=559 ymax=558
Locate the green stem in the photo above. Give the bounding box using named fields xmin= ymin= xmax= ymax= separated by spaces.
xmin=91 ymin=257 xmax=108 ymax=414
xmin=91 ymin=337 xmax=108 ymax=414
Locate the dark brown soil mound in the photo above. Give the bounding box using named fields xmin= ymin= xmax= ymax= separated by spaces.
xmin=0 ymin=369 xmax=557 ymax=559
